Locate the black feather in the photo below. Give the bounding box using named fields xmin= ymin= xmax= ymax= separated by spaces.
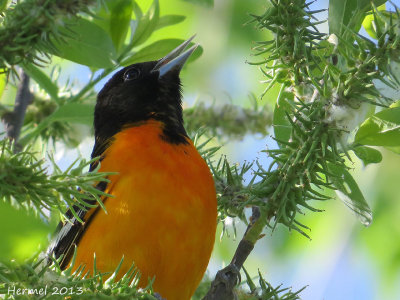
xmin=46 ymin=60 xmax=188 ymax=268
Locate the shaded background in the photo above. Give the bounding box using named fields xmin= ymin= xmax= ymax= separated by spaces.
xmin=1 ymin=0 xmax=400 ymax=299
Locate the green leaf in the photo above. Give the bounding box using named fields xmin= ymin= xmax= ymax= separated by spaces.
xmin=48 ymin=102 xmax=94 ymax=125
xmin=182 ymin=0 xmax=213 ymax=7
xmin=19 ymin=103 xmax=94 ymax=145
xmin=361 ymin=4 xmax=387 ymax=39
xmin=51 ymin=18 xmax=117 ymax=68
xmin=328 ymin=0 xmax=386 ymax=40
xmin=130 ymin=0 xmax=160 ymax=47
xmin=121 ymin=39 xmax=203 ymax=66
xmin=132 ymin=1 xmax=143 ymax=20
xmin=0 ymin=0 xmax=8 ymax=13
xmin=355 ymin=106 xmax=400 ymax=147
xmin=376 ymin=103 xmax=400 ymax=123
xmin=0 ymin=73 xmax=6 ymax=99
xmin=352 ymin=146 xmax=382 ymax=166
xmin=327 ymin=163 xmax=372 ymax=226
xmin=110 ymin=0 xmax=134 ymax=52
xmin=23 ymin=64 xmax=58 ymax=100
xmin=155 ymin=15 xmax=186 ymax=30
xmin=384 ymin=146 xmax=400 ymax=154
xmin=0 ymin=201 xmax=50 ymax=262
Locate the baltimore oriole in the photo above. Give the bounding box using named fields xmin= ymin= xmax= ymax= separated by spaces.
xmin=46 ymin=36 xmax=217 ymax=300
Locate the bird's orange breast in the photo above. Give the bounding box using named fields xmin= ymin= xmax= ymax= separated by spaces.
xmin=74 ymin=120 xmax=217 ymax=300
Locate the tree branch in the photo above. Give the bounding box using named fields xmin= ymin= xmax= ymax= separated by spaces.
xmin=203 ymin=207 xmax=269 ymax=300
xmin=4 ymin=71 xmax=33 ymax=148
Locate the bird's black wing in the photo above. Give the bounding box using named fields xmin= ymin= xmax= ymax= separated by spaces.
xmin=46 ymin=139 xmax=110 ymax=269
xmin=45 ymin=181 xmax=108 ymax=269
xmin=89 ymin=136 xmax=112 ymax=171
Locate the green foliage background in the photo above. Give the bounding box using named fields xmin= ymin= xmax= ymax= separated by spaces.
xmin=0 ymin=0 xmax=400 ymax=299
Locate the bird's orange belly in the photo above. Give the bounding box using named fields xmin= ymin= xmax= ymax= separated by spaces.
xmin=73 ymin=122 xmax=217 ymax=300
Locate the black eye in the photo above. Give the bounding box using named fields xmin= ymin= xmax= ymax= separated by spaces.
xmin=123 ymin=68 xmax=140 ymax=81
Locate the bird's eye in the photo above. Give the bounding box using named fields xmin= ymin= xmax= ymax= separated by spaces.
xmin=123 ymin=68 xmax=140 ymax=81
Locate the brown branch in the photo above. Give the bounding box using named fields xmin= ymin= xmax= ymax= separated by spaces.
xmin=4 ymin=70 xmax=33 ymax=149
xmin=203 ymin=207 xmax=267 ymax=300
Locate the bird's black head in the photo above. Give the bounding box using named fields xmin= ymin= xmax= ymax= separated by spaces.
xmin=92 ymin=37 xmax=197 ymax=159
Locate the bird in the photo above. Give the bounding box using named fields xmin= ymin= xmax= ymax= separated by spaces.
xmin=46 ymin=36 xmax=217 ymax=300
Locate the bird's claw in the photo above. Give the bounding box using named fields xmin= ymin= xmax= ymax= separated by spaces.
xmin=202 ymin=264 xmax=241 ymax=300
xmin=154 ymin=292 xmax=166 ymax=300
xmin=214 ymin=263 xmax=241 ymax=290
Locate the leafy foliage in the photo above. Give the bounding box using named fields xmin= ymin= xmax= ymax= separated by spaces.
xmin=1 ymin=0 xmax=400 ymax=299
xmin=355 ymin=101 xmax=400 ymax=148
xmin=184 ymin=95 xmax=272 ymax=139
xmin=13 ymin=0 xmax=194 ymax=146
xmin=238 ymin=269 xmax=305 ymax=300
xmin=0 ymin=141 xmax=111 ymax=222
xmin=0 ymin=259 xmax=156 ymax=300
xmin=328 ymin=0 xmax=387 ymax=41
xmin=0 ymin=0 xmax=98 ymax=72
xmin=182 ymin=0 xmax=214 ymax=7
xmin=0 ymin=259 xmax=297 ymax=300
xmin=237 ymin=0 xmax=400 ymax=235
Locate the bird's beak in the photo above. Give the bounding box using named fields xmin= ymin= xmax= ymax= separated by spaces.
xmin=152 ymin=35 xmax=198 ymax=78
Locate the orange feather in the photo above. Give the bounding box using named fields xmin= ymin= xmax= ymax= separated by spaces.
xmin=73 ymin=120 xmax=217 ymax=300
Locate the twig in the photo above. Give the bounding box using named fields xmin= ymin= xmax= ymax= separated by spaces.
xmin=203 ymin=207 xmax=268 ymax=300
xmin=5 ymin=70 xmax=33 ymax=149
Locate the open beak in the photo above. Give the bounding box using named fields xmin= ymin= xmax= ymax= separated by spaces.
xmin=152 ymin=35 xmax=198 ymax=78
